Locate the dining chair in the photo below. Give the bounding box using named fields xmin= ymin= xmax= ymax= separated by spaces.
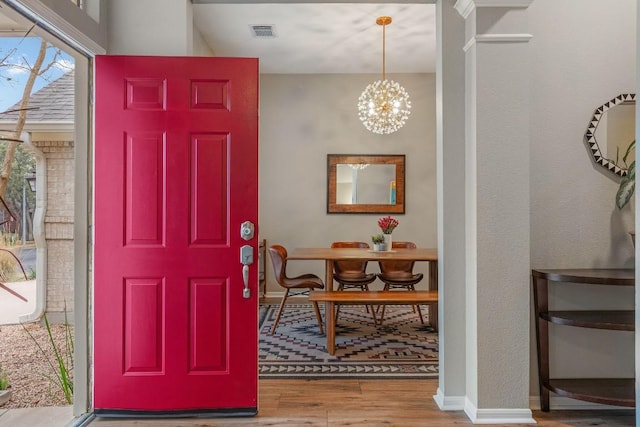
xmin=331 ymin=241 xmax=378 ymax=323
xmin=268 ymin=244 xmax=324 ymax=335
xmin=377 ymin=241 xmax=425 ymax=324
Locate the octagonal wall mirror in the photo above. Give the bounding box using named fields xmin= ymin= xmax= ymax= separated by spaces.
xmin=327 ymin=154 xmax=405 ymax=214
xmin=585 ymin=93 xmax=636 ymax=176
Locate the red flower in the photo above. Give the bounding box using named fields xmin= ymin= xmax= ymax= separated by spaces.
xmin=378 ymin=216 xmax=399 ymax=234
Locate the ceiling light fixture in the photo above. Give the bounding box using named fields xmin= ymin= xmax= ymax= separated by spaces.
xmin=357 ymin=16 xmax=411 ymax=135
xmin=250 ymin=24 xmax=276 ymax=38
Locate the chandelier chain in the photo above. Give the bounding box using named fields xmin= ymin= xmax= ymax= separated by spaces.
xmin=382 ymin=22 xmax=386 ymax=80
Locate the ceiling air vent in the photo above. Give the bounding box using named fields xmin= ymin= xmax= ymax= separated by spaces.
xmin=250 ymin=25 xmax=276 ymax=38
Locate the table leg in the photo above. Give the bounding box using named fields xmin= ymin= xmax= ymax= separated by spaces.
xmin=327 ymin=301 xmax=336 ymax=355
xmin=325 ymin=260 xmax=334 ymax=291
xmin=533 ymin=276 xmax=550 ymax=411
xmin=323 ymin=260 xmax=335 ymax=349
xmin=428 ymin=260 xmax=438 ymax=332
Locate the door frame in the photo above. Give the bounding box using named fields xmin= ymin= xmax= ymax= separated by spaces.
xmin=2 ymin=0 xmax=445 ymax=418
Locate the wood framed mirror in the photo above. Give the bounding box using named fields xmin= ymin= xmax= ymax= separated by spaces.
xmin=327 ymin=154 xmax=405 ymax=214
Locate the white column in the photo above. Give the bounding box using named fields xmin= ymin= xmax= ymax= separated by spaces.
xmin=434 ymin=0 xmax=467 ymax=411
xmin=455 ymin=0 xmax=535 ymax=423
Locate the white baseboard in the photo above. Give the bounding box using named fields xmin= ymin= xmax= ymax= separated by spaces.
xmin=433 ymin=388 xmax=466 ymax=410
xmin=464 ymin=398 xmax=536 ymax=424
xmin=529 ymin=395 xmax=634 ymax=411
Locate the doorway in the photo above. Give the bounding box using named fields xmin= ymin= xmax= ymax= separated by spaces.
xmin=1 ymin=0 xmax=447 ymax=419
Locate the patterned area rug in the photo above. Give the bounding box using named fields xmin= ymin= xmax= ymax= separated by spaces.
xmin=259 ymin=303 xmax=438 ymax=379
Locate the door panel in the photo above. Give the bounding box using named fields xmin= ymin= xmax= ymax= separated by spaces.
xmin=124 ymin=278 xmax=164 ymax=373
xmin=189 ymin=278 xmax=227 ymax=372
xmin=125 ymin=133 xmax=165 ymax=246
xmin=94 ymin=55 xmax=258 ymax=415
xmin=190 ymin=134 xmax=227 ymax=245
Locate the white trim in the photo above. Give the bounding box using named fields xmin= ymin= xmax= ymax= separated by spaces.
xmin=0 ymin=122 xmax=74 ymax=132
xmin=464 ymin=398 xmax=536 ymax=424
xmin=454 ymin=0 xmax=475 ymax=19
xmin=463 ymin=37 xmax=475 ymax=53
xmin=18 ymin=132 xmax=48 ymax=324
xmin=529 ymin=395 xmax=635 ymax=411
xmin=264 ymin=291 xmax=285 ymax=299
xmin=463 ymin=34 xmax=533 ymax=52
xmin=476 ymin=34 xmax=533 ymax=43
xmin=434 ymin=388 xmax=466 ymax=410
xmin=72 ymin=56 xmax=91 ymax=417
xmin=455 ymin=0 xmax=533 ymax=19
xmin=474 ymin=0 xmax=533 ymax=7
xmin=3 ymin=0 xmax=106 ymax=55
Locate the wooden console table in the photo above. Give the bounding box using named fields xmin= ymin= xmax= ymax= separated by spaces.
xmin=532 ymin=269 xmax=635 ymax=411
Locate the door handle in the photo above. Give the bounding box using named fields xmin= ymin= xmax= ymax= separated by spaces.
xmin=242 ymin=265 xmax=250 ymax=298
xmin=240 ymin=244 xmax=253 ymax=298
xmin=239 ymin=220 xmax=255 ymax=298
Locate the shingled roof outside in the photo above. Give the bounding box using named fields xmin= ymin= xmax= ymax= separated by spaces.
xmin=0 ymin=70 xmax=74 ymax=124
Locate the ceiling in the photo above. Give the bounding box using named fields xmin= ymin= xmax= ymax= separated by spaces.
xmin=0 ymin=2 xmax=437 ymax=75
xmin=192 ymin=3 xmax=436 ymax=74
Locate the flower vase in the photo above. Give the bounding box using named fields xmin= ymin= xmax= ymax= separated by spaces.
xmin=383 ymin=233 xmax=392 ymax=251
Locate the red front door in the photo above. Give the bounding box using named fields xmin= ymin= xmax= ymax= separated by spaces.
xmin=94 ymin=55 xmax=259 ymax=415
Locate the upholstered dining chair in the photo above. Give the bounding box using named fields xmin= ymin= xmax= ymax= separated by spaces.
xmin=331 ymin=241 xmax=378 ymax=323
xmin=268 ymin=244 xmax=324 ymax=335
xmin=377 ymin=241 xmax=425 ymax=324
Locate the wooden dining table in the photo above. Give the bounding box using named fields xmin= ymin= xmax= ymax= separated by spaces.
xmin=287 ymin=247 xmax=439 ymax=330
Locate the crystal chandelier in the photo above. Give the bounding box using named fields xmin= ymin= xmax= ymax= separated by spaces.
xmin=358 ymin=16 xmax=411 ymax=135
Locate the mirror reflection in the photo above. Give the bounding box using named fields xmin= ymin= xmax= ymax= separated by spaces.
xmin=336 ymin=163 xmax=396 ymax=205
xmin=585 ymin=93 xmax=636 ymax=176
xmin=594 ymin=102 xmax=635 ymax=168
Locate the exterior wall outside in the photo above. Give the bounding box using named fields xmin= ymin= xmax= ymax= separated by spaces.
xmin=529 ymin=0 xmax=636 ymax=398
xmin=34 ymin=139 xmax=75 ymax=317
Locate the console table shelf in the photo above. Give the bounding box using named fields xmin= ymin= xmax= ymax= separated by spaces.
xmin=532 ymin=268 xmax=635 ymax=412
xmin=546 ymin=379 xmax=635 ymax=407
xmin=540 ymin=310 xmax=634 ymax=330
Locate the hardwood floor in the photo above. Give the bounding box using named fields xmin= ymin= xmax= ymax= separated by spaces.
xmin=89 ymin=379 xmax=635 ymax=426
xmin=90 ymin=302 xmax=634 ymax=426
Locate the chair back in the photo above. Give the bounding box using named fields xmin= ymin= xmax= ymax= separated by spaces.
xmin=379 ymin=241 xmax=417 ymax=277
xmin=331 ymin=241 xmax=370 ymax=276
xmin=268 ymin=244 xmax=288 ymax=286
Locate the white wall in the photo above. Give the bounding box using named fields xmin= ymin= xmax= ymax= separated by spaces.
xmin=529 ymin=0 xmax=636 ymax=402
xmin=259 ymin=73 xmax=436 ymax=293
xmin=107 ymin=0 xmax=193 ymax=55
xmin=193 ymin=27 xmax=214 ymax=56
